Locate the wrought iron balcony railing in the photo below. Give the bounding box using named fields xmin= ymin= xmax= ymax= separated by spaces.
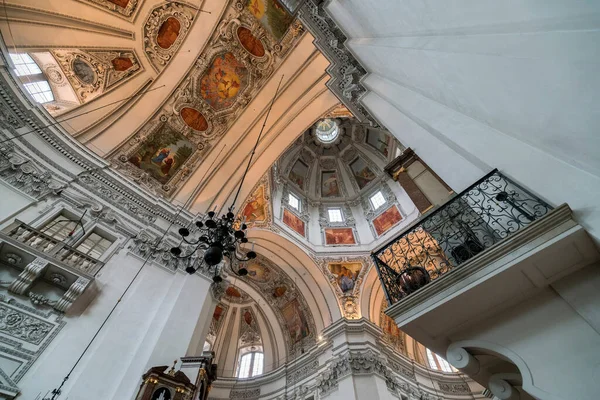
xmin=5 ymin=220 xmax=105 ymax=275
xmin=372 ymin=169 xmax=552 ymax=306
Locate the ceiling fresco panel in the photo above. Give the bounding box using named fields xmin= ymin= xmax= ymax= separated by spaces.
xmin=247 ymin=0 xmax=294 ymax=41
xmin=157 ymin=17 xmax=182 ymax=49
xmin=200 ymin=52 xmax=248 ymax=111
xmin=143 ymin=2 xmax=196 ymax=73
xmin=112 ymin=0 xmax=304 ymax=197
xmin=237 ymin=27 xmax=266 ymax=57
xmin=229 ymin=254 xmax=317 ymax=354
xmin=49 ymin=48 xmax=142 ymax=104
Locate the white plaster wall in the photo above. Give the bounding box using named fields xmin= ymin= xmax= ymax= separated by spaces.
xmin=450 ymin=281 xmax=600 ymax=400
xmin=325 ymin=0 xmax=600 ymax=243
xmin=16 ymin=247 xmax=214 ymax=400
xmin=0 ymin=181 xmax=34 ymax=224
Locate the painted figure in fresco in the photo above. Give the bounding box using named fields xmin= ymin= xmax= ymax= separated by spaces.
xmin=340 ymin=272 xmax=354 ymax=292
xmin=290 ymin=306 xmax=306 ymax=342
xmin=243 ymin=198 xmax=264 ymax=222
xmin=161 ymin=157 xmax=174 ymax=175
xmin=152 ymin=148 xmax=171 ymax=164
xmin=354 ymin=167 xmax=376 ymax=188
xmin=322 ymin=174 xmax=339 ymax=197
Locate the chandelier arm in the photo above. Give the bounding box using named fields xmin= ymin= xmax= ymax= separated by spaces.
xmin=181 ymin=237 xmax=201 ymax=245
xmin=230 ymin=74 xmax=285 ymax=210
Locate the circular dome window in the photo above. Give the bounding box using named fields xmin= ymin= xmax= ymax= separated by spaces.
xmin=315 ymin=119 xmax=340 ymax=143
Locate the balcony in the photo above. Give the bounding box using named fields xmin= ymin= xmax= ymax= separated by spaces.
xmin=372 ymin=169 xmax=600 ymax=399
xmin=5 ymin=220 xmax=104 ymax=276
xmin=372 ymin=169 xmax=556 ymax=305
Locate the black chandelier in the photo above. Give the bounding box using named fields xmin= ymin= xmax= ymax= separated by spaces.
xmin=170 ymin=75 xmax=284 ymax=282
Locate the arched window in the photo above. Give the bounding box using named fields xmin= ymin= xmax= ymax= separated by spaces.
xmin=426 ymin=348 xmax=454 ymax=373
xmin=236 ymin=348 xmax=264 ymax=378
xmin=9 ymin=53 xmax=54 ymax=104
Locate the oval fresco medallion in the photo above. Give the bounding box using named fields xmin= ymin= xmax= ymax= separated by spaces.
xmin=226 ymin=286 xmax=241 ymax=298
xmin=112 ymin=57 xmax=133 ymax=71
xmin=237 ymin=26 xmax=265 ymax=58
xmin=72 ymin=58 xmax=96 ymax=85
xmin=157 ymin=17 xmax=181 ymax=49
xmin=180 ymin=107 xmax=208 ymax=131
xmin=244 ymin=310 xmax=252 ymax=325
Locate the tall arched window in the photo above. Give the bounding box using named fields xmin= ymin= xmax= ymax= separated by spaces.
xmin=236 ymin=347 xmax=264 ymax=378
xmin=426 ymin=348 xmax=454 ymax=373
xmin=9 ymin=53 xmax=54 ymax=104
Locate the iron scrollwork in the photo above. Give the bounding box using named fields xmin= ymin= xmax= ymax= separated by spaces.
xmin=372 ymin=169 xmax=552 ymax=305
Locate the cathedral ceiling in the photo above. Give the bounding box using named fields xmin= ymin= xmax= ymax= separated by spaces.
xmin=0 ymin=0 xmax=338 ymax=215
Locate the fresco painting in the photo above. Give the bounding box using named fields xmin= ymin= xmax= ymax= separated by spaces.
xmin=244 ymin=310 xmax=253 ymax=325
xmin=350 ymin=158 xmax=377 ymax=189
xmin=288 ymin=160 xmax=308 ymax=189
xmin=108 ymin=0 xmax=130 ymax=7
xmin=281 ymin=298 xmax=310 ymax=343
xmin=213 ymin=305 xmax=224 ymax=321
xmin=328 ymin=262 xmax=362 ymax=293
xmin=180 ymin=107 xmax=208 ymax=131
xmin=237 ymin=26 xmax=266 ymax=57
xmin=366 ymin=129 xmax=392 ymax=157
xmin=128 ymin=126 xmax=194 ymax=184
xmin=273 ymin=285 xmax=287 ymax=297
xmin=373 ymin=205 xmax=403 ymax=236
xmin=321 ymin=171 xmax=340 ymax=197
xmin=157 ymin=17 xmax=181 ymax=49
xmin=73 ymin=58 xmax=95 ymax=85
xmin=242 ymin=185 xmax=268 ymax=224
xmin=112 ymin=56 xmax=133 ymax=71
xmin=324 ymin=228 xmax=356 ymax=245
xmin=246 ymin=262 xmax=271 ymax=282
xmin=200 ymin=52 xmax=248 ymax=111
xmin=225 ymin=286 xmax=242 ymax=298
xmin=247 ymin=0 xmax=294 ymax=41
xmin=380 ymin=301 xmax=405 ymax=353
xmin=283 ymin=209 xmax=305 ymax=237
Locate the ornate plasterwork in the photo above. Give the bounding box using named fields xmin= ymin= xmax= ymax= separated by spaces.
xmin=208 ymin=302 xmax=229 ymax=340
xmin=50 ymin=48 xmax=141 ymax=104
xmin=0 ymin=295 xmax=65 ymax=383
xmin=237 ymin=173 xmax=272 ymax=229
xmin=0 ymin=304 xmax=53 ymax=345
xmin=239 ymin=307 xmax=262 ymax=347
xmin=315 ymin=255 xmax=370 ymax=320
xmin=230 ymin=388 xmax=260 ymax=400
xmin=114 ymin=0 xmax=305 ymax=197
xmin=143 ymin=2 xmax=196 ymax=72
xmin=229 ymin=254 xmax=316 ymax=355
xmin=127 ymin=229 xmax=214 ymax=280
xmin=77 ymin=0 xmax=139 ymax=19
xmin=438 ymin=382 xmax=471 ymax=394
xmin=0 ymin=143 xmax=66 ymax=198
xmin=297 ymin=0 xmax=380 ymax=126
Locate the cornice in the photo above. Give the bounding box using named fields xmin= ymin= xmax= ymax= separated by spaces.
xmin=0 ymin=54 xmax=196 ymax=227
